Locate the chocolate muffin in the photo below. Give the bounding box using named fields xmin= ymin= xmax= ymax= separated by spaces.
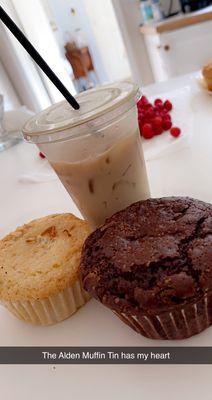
xmin=81 ymin=197 xmax=212 ymax=340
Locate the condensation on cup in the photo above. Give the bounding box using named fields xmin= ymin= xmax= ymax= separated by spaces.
xmin=23 ymin=82 xmax=150 ymax=229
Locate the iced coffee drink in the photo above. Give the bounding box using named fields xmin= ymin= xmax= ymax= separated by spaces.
xmin=23 ymin=82 xmax=150 ymax=228
xmin=51 ymin=129 xmax=148 ymax=227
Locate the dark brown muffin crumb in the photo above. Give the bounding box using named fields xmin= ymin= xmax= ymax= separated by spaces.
xmin=81 ymin=197 xmax=212 ymax=316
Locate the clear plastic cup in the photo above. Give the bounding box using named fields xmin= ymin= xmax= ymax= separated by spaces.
xmin=23 ymin=82 xmax=150 ymax=228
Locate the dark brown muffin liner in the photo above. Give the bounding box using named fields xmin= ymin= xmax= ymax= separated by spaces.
xmin=112 ymin=292 xmax=212 ymax=340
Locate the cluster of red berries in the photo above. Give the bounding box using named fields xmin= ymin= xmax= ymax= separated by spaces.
xmin=137 ymin=95 xmax=181 ymax=140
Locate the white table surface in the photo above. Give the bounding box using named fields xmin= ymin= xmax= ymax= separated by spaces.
xmin=0 ymin=71 xmax=212 ymax=399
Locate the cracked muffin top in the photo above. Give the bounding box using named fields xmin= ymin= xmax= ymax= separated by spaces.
xmin=81 ymin=197 xmax=212 ymax=314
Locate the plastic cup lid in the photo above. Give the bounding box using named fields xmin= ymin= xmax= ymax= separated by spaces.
xmin=23 ymin=81 xmax=139 ymax=137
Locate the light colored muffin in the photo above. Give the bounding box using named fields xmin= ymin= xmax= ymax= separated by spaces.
xmin=202 ymin=62 xmax=212 ymax=91
xmin=0 ymin=213 xmax=91 ymax=325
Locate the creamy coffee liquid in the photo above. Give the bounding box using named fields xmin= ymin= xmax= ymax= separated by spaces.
xmin=51 ymin=129 xmax=149 ymax=228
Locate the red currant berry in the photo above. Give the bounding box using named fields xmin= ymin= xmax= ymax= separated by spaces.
xmin=137 ymin=95 xmax=148 ymax=108
xmin=160 ymin=108 xmax=169 ymax=115
xmin=138 ymin=111 xmax=145 ymax=120
xmin=145 ymin=109 xmax=155 ymax=120
xmin=170 ymin=127 xmax=181 ymax=137
xmin=137 ymin=104 xmax=144 ymax=112
xmin=163 ymin=113 xmax=171 ymax=121
xmin=164 ymin=100 xmax=173 ymax=111
xmin=142 ymin=123 xmax=154 ymax=139
xmin=154 ymin=105 xmax=164 ymax=114
xmin=154 ymin=98 xmax=163 ymax=106
xmin=162 ymin=119 xmax=172 ymax=131
xmin=153 ymin=116 xmax=163 ymax=127
xmin=144 ymin=103 xmax=152 ymax=112
xmin=153 ymin=108 xmax=160 ymax=116
xmin=141 ymin=95 xmax=148 ymax=103
xmin=39 ymin=152 xmax=46 ymax=159
xmin=153 ymin=125 xmax=164 ymax=135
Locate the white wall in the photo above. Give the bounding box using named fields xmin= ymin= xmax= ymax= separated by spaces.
xmin=112 ymin=0 xmax=154 ymax=86
xmin=42 ymin=0 xmax=83 ymax=51
xmin=81 ymin=0 xmax=131 ymax=82
xmin=41 ymin=0 xmax=131 ymax=83
xmin=12 ymin=0 xmax=76 ymax=102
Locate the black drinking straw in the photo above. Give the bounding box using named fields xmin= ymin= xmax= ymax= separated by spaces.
xmin=0 ymin=6 xmax=80 ymax=110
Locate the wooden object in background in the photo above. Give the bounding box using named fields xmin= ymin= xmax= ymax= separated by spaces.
xmin=65 ymin=42 xmax=95 ymax=80
xmin=140 ymin=7 xmax=212 ymax=33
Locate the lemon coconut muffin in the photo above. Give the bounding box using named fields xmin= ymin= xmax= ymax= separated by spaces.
xmin=0 ymin=214 xmax=91 ymax=325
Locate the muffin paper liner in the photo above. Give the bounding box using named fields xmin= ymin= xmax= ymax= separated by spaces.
xmin=113 ymin=292 xmax=212 ymax=340
xmin=2 ymin=279 xmax=90 ymax=325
